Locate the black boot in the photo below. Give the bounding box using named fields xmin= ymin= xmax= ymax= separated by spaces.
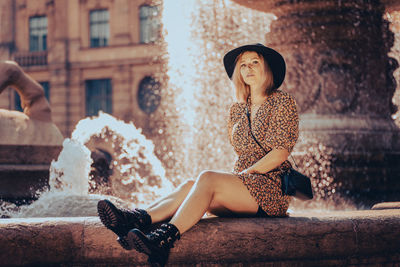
xmin=97 ymin=199 xmax=151 ymax=237
xmin=123 ymin=223 xmax=180 ymax=267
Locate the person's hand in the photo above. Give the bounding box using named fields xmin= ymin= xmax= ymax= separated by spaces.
xmin=239 ymin=168 xmax=258 ymax=175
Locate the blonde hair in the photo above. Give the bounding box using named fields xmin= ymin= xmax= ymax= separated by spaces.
xmin=231 ymin=52 xmax=274 ymax=103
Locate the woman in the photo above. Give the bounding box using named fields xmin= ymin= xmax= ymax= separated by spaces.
xmin=97 ymin=43 xmax=299 ymax=266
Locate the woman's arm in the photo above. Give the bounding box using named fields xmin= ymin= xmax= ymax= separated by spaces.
xmin=227 ymin=103 xmax=243 ymax=145
xmin=240 ymin=148 xmax=289 ymax=174
xmin=241 ymin=93 xmax=298 ymax=175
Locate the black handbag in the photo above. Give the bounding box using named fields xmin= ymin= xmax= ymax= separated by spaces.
xmin=245 ymin=107 xmax=313 ymax=200
xmin=280 ymin=168 xmax=313 ymax=200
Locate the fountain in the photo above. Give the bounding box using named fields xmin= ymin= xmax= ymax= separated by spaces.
xmin=0 ymin=0 xmax=400 ymax=265
xmin=0 ymin=61 xmax=63 ymax=205
xmin=229 ymin=0 xmax=400 ymax=207
xmin=0 ymin=111 xmax=176 ymax=218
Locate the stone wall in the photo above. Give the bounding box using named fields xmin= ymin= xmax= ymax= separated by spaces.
xmin=1 ymin=209 xmax=399 ymax=266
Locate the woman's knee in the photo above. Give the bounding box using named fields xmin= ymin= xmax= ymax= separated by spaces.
xmin=178 ymin=179 xmax=195 ymax=193
xmin=196 ymin=170 xmax=219 ymax=188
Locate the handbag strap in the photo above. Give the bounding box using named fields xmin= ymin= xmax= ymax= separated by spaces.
xmin=245 ymin=107 xmax=298 ymax=168
xmin=245 ymin=107 xmax=281 ymax=188
xmin=246 ymin=107 xmax=268 ymax=154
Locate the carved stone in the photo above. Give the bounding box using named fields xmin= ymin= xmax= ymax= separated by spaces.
xmin=0 ymin=61 xmax=52 ymax=122
xmin=0 ymin=62 xmax=63 ymax=203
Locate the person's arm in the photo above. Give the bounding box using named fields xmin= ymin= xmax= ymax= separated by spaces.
xmin=241 ymin=93 xmax=299 ymax=175
xmin=240 ymin=148 xmax=289 ymax=174
xmin=227 ymin=103 xmax=244 ymax=145
xmin=227 ymin=104 xmax=235 ymax=145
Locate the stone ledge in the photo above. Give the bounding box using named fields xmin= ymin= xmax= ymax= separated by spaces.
xmin=1 ymin=209 xmax=400 ymax=266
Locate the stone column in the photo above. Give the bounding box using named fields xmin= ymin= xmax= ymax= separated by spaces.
xmin=232 ymin=0 xmax=400 ymax=206
xmin=0 ymin=0 xmax=15 ymax=60
xmin=47 ymin=0 xmax=70 ymax=136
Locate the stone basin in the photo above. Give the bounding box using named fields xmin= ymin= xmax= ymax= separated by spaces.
xmin=0 ymin=110 xmax=63 ymax=203
xmin=1 ymin=208 xmax=399 ymax=266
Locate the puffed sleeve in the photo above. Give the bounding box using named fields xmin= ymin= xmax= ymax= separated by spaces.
xmin=227 ymin=102 xmax=241 ymax=145
xmin=264 ymin=93 xmax=299 ymax=152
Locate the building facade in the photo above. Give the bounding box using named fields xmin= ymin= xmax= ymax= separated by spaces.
xmin=0 ymin=0 xmax=164 ymax=138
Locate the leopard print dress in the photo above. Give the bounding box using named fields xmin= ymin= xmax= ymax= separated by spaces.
xmin=228 ymin=90 xmax=299 ymax=216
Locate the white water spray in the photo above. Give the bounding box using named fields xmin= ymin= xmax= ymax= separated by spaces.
xmin=6 ymin=113 xmax=173 ymax=218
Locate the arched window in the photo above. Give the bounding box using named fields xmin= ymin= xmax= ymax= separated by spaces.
xmin=139 ymin=5 xmax=160 ymax=44
xmin=137 ymin=77 xmax=161 ymax=114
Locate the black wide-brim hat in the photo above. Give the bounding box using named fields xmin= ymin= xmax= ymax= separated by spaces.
xmin=223 ymin=43 xmax=286 ymax=89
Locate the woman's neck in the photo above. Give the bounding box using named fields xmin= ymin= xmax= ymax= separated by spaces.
xmin=250 ymin=91 xmax=266 ymax=106
xmin=249 ymin=84 xmax=267 ymax=105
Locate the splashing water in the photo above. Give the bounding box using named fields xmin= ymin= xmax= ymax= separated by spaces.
xmin=161 ymin=0 xmax=275 ymax=181
xmin=0 ymin=0 xmax=367 ymax=218
xmin=4 ymin=113 xmax=173 ymax=218
xmin=1 ymin=0 xmax=275 ymax=218
xmin=49 ymin=138 xmax=91 ymax=195
xmin=160 ymin=0 xmax=203 ymax=182
xmin=8 ymin=138 xmax=96 ymax=217
xmin=386 ymin=11 xmax=400 ymax=127
xmin=72 ymin=112 xmax=173 ymax=204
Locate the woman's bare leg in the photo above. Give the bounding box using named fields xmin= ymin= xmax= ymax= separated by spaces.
xmin=146 ymin=180 xmax=194 ymax=223
xmin=169 ymin=171 xmax=259 ymax=234
xmin=119 ymin=171 xmax=257 ymax=264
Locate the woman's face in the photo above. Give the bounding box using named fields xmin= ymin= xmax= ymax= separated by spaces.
xmin=238 ymin=51 xmax=266 ymax=89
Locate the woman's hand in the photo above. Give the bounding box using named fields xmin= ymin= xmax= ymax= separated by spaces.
xmin=239 ymin=148 xmax=290 ymax=175
xmin=239 ymin=168 xmax=260 ymax=175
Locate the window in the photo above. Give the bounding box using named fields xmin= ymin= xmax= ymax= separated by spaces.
xmin=14 ymin=82 xmax=50 ymax=111
xmin=137 ymin=77 xmax=161 ymax=114
xmin=139 ymin=5 xmax=160 ymax=44
xmin=90 ymin=9 xmax=109 ymax=48
xmin=29 ymin=16 xmax=47 ymax=51
xmin=85 ymin=79 xmax=112 ymax=116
